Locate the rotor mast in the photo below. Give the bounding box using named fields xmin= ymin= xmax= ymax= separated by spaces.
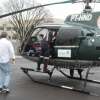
xmin=83 ymin=0 xmax=93 ymax=13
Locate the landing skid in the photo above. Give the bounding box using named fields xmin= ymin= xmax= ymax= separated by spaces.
xmin=21 ymin=67 xmax=53 ymax=80
xmin=20 ymin=67 xmax=100 ymax=96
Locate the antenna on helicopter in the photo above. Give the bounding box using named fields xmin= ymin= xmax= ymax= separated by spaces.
xmin=83 ymin=0 xmax=94 ymax=13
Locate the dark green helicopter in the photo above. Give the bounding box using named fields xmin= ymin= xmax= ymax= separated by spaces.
xmin=1 ymin=0 xmax=100 ymax=95
xmin=19 ymin=0 xmax=100 ymax=62
xmin=22 ymin=22 xmax=100 ymax=95
xmin=27 ymin=22 xmax=100 ymax=61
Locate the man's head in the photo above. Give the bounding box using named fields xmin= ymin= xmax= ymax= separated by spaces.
xmin=0 ymin=32 xmax=7 ymax=39
xmin=39 ymin=34 xmax=44 ymax=39
xmin=38 ymin=34 xmax=44 ymax=41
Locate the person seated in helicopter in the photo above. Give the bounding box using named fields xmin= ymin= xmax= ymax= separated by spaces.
xmin=37 ymin=34 xmax=50 ymax=73
xmin=48 ymin=30 xmax=57 ymax=58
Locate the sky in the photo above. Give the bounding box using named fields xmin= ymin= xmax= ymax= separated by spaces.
xmin=35 ymin=0 xmax=100 ymax=19
xmin=0 ymin=0 xmax=100 ymax=20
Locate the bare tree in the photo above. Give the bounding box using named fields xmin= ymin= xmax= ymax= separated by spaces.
xmin=4 ymin=0 xmax=53 ymax=53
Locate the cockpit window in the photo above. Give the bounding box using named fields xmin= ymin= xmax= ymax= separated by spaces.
xmin=32 ymin=28 xmax=49 ymax=41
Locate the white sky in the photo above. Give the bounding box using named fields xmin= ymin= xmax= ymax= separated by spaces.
xmin=36 ymin=0 xmax=100 ymax=19
xmin=0 ymin=0 xmax=100 ymax=20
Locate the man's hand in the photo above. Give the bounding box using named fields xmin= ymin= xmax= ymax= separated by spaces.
xmin=12 ymin=58 xmax=15 ymax=64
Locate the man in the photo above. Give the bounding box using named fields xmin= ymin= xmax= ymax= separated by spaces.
xmin=37 ymin=34 xmax=50 ymax=73
xmin=48 ymin=31 xmax=57 ymax=58
xmin=0 ymin=32 xmax=15 ymax=93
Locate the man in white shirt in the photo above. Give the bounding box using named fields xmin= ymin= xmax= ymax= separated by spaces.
xmin=0 ymin=32 xmax=15 ymax=93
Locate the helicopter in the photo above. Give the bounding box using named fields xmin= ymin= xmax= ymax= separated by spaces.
xmin=0 ymin=0 xmax=100 ymax=95
xmin=20 ymin=22 xmax=100 ymax=96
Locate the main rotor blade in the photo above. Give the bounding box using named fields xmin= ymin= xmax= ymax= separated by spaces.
xmin=0 ymin=1 xmax=71 ymax=18
xmin=0 ymin=0 xmax=99 ymax=19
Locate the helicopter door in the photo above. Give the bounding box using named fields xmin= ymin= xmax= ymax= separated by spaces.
xmin=25 ymin=28 xmax=50 ymax=56
xmin=54 ymin=27 xmax=82 ymax=59
xmin=78 ymin=28 xmax=96 ymax=60
xmin=48 ymin=30 xmax=58 ymax=57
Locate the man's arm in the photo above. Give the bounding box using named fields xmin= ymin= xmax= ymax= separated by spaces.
xmin=8 ymin=41 xmax=15 ymax=63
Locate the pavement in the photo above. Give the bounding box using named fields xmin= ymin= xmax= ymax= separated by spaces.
xmin=0 ymin=56 xmax=100 ymax=100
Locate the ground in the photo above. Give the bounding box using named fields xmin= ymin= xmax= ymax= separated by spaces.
xmin=0 ymin=56 xmax=100 ymax=100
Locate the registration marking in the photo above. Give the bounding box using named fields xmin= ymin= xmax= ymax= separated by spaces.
xmin=58 ymin=49 xmax=71 ymax=58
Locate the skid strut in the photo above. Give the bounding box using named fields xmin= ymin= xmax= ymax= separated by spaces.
xmin=21 ymin=67 xmax=100 ymax=96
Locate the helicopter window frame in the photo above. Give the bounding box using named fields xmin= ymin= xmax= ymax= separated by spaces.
xmin=31 ymin=28 xmax=50 ymax=42
xmin=31 ymin=27 xmax=59 ymax=43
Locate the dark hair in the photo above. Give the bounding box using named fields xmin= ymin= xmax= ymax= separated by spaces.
xmin=0 ymin=32 xmax=7 ymax=38
xmin=39 ymin=34 xmax=44 ymax=38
